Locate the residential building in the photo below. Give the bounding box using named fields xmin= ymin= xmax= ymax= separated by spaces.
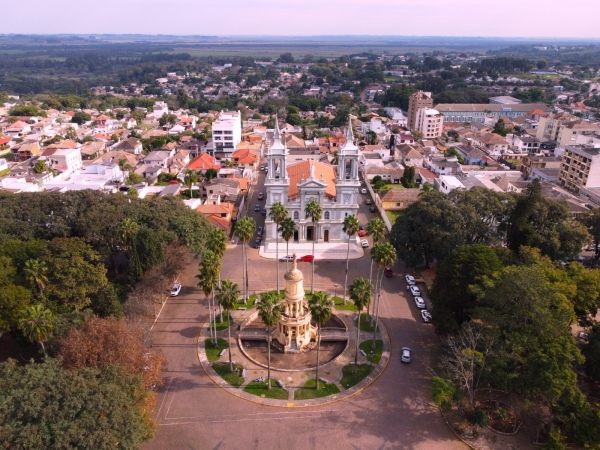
xmin=489 ymin=96 xmax=523 ymax=105
xmin=415 ymin=108 xmax=444 ymax=139
xmin=141 ymin=150 xmax=172 ymax=168
xmin=212 ymin=111 xmax=242 ymax=160
xmin=201 ymin=178 xmax=241 ymax=198
xmin=197 ymin=198 xmax=235 ymax=231
xmin=231 ymin=148 xmax=259 ymax=169
xmin=472 ymin=132 xmax=509 ymax=156
xmin=521 ymin=155 xmax=562 ymax=177
xmin=408 ymin=91 xmax=433 ymax=130
xmin=506 ymin=134 xmax=541 ymax=153
xmin=558 ymin=145 xmax=600 ymax=194
xmin=555 ymin=120 xmax=600 ymax=148
xmin=429 ymin=157 xmax=461 ymax=176
xmin=455 ymin=145 xmax=486 ymax=166
xmin=153 ymin=101 xmax=169 ymax=118
xmin=188 ymin=153 xmax=221 ymax=173
xmin=45 ymin=148 xmax=83 ymax=175
xmin=396 ymin=144 xmax=424 ymax=167
xmin=14 ymin=142 xmax=41 ymax=161
xmin=435 ymin=175 xmax=465 ymax=194
xmin=379 ymin=188 xmax=420 ymax=211
xmin=434 ymin=103 xmax=550 ymax=124
xmin=113 ymin=137 xmax=143 ymax=155
xmin=364 ymin=162 xmax=404 ymax=183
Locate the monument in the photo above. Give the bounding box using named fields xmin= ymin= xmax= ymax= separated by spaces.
xmin=272 ymin=255 xmax=316 ymax=353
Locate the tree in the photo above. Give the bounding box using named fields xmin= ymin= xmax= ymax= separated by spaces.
xmin=400 ymin=165 xmax=416 ymax=188
xmin=367 ymin=131 xmax=377 ymax=145
xmin=256 ymin=291 xmax=284 ymax=390
xmin=370 ymin=242 xmax=396 ymax=348
xmin=33 ymin=160 xmax=47 ymax=174
xmin=196 ymin=250 xmax=221 ymax=345
xmin=131 ymin=109 xmax=146 ymax=123
xmin=269 ymin=202 xmax=288 ymax=295
xmin=128 ymin=186 xmax=139 ymax=198
xmin=279 ymin=52 xmax=294 ymax=63
xmin=349 ymin=278 xmax=372 ymax=371
xmin=579 ymin=208 xmax=600 ymax=256
xmin=493 ymin=119 xmax=508 ymax=137
xmin=235 ymin=217 xmax=256 ymax=303
xmin=304 ymin=199 xmax=323 ymax=294
xmin=71 ymin=111 xmax=91 ymax=125
xmin=183 ymin=170 xmax=199 ymax=198
xmin=58 ymin=316 xmax=164 ymax=391
xmin=366 ymin=218 xmax=386 ymax=320
xmin=583 ymin=323 xmax=600 ymax=382
xmin=0 ymin=358 xmax=154 ymax=448
xmin=159 ymin=113 xmax=177 ymax=127
xmin=207 ymin=227 xmax=228 ymax=289
xmin=307 ymin=291 xmax=334 ymax=390
xmin=216 ymin=279 xmax=240 ymax=372
xmin=205 ymin=167 xmax=218 ymax=180
xmin=42 ymin=238 xmax=108 ymax=311
xmin=342 ymin=215 xmax=360 ymax=305
xmin=278 ymin=217 xmax=296 ymax=272
xmin=23 ymin=259 xmax=48 ymax=298
xmin=92 ymin=283 xmax=124 ymax=318
xmin=18 ymin=304 xmax=53 ymax=357
xmin=429 ymin=244 xmax=503 ymax=334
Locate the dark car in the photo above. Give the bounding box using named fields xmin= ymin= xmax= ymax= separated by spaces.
xmin=366 ymin=199 xmax=372 ymax=205
xmin=254 ymin=204 xmax=260 ymax=212
xmin=257 ymin=192 xmax=264 ymax=200
xmin=369 ymin=206 xmax=376 ymax=213
xmin=258 ymin=226 xmax=264 ymax=233
xmin=261 ymin=208 xmax=267 ymax=216
xmin=384 ymin=266 xmax=393 ymax=277
xmin=253 ymin=240 xmax=260 ymax=249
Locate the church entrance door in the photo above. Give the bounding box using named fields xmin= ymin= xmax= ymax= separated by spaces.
xmin=307 ymin=226 xmax=314 ymax=242
xmin=294 ymin=230 xmax=299 ymax=242
xmin=324 ymin=229 xmax=329 ymax=242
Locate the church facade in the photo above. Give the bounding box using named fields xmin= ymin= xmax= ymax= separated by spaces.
xmin=264 ymin=119 xmax=360 ymax=245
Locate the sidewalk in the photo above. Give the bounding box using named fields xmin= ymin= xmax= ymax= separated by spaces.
xmin=259 ymin=241 xmax=364 ymax=260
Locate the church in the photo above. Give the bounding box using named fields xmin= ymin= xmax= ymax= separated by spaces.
xmin=264 ymin=118 xmax=360 ymax=246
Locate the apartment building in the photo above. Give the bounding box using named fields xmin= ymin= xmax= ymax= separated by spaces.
xmin=535 ymin=113 xmax=600 ymax=147
xmin=415 ymin=108 xmax=444 ymax=139
xmin=434 ymin=103 xmax=550 ymax=124
xmin=212 ymin=111 xmax=242 ymax=160
xmin=558 ymin=145 xmax=600 ymax=194
xmin=521 ymin=155 xmax=562 ymax=177
xmin=407 ymin=91 xmax=433 ymax=130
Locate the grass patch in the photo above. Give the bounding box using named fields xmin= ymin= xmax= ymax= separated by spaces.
xmin=213 ymin=314 xmax=233 ymax=331
xmin=205 ymin=337 xmax=229 ymax=363
xmin=294 ymin=378 xmax=340 ymax=400
xmin=386 ymin=210 xmax=404 ymax=224
xmin=334 ymin=296 xmax=358 ymax=311
xmin=235 ymin=294 xmax=257 ymax=310
xmin=358 ymin=313 xmax=379 ymax=332
xmin=341 ymin=364 xmax=375 ymax=389
xmin=213 ymin=362 xmax=244 ymax=387
xmin=243 ymin=380 xmax=289 ymax=400
xmin=0 ymin=167 xmax=9 ymax=177
xmin=360 ymin=340 xmax=383 ymax=364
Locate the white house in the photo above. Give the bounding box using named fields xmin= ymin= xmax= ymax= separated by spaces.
xmin=212 ymin=110 xmax=242 ymax=160
xmin=153 ymin=101 xmax=169 ymax=118
xmin=435 ymin=174 xmax=465 ymax=194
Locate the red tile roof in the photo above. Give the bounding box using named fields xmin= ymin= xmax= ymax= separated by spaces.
xmin=287 ymin=161 xmax=336 ymax=200
xmin=188 ymin=153 xmax=221 ymax=171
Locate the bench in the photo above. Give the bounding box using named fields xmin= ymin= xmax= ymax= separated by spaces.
xmin=359 ymin=349 xmax=367 ymax=357
xmin=277 ymin=380 xmax=285 ymax=388
xmin=219 ymin=349 xmax=226 ymax=357
xmin=318 ymin=377 xmax=329 ymax=384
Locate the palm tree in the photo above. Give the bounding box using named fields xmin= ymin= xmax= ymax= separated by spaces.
xmin=349 ymin=277 xmax=372 ymax=372
xmin=234 ymin=216 xmax=256 ymax=303
xmin=23 ymin=259 xmax=48 ymax=298
xmin=269 ymin=202 xmax=288 ymax=295
xmin=308 ymin=291 xmax=333 ymax=389
xmin=279 ymin=217 xmax=296 ymax=272
xmin=366 ymin=218 xmax=386 ymax=320
xmin=304 ymin=199 xmax=323 ymax=294
xmin=119 ymin=218 xmax=140 ymax=257
xmin=342 ymin=215 xmax=360 ymax=305
xmin=207 ymin=228 xmax=228 ymax=320
xmin=216 ymin=279 xmax=240 ymax=372
xmin=196 ymin=250 xmax=221 ymax=345
xmin=18 ymin=304 xmax=53 ymax=357
xmin=184 ymin=170 xmax=199 ymax=198
xmin=371 ymin=242 xmax=396 ymax=349
xmin=256 ymin=292 xmax=284 ymax=390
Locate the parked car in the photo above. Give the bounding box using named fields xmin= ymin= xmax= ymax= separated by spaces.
xmin=384 ymin=266 xmax=393 ymax=277
xmin=361 ymin=188 xmax=367 ymax=194
xmin=421 ymin=310 xmax=432 ymax=323
xmin=253 ymin=240 xmax=260 ymax=249
xmin=170 ymin=282 xmax=182 ymax=296
xmin=300 ymin=255 xmax=314 ymax=262
xmin=254 ymin=204 xmax=260 ymax=212
xmin=256 ymin=232 xmax=262 ymax=240
xmin=414 ymin=297 xmax=426 ymax=309
xmin=280 ymin=255 xmax=294 ymax=262
xmin=257 ymin=226 xmax=264 ymax=233
xmin=409 ymin=285 xmax=421 ymax=296
xmin=366 ymin=199 xmax=372 ymax=205
xmin=405 ymin=275 xmax=415 ymax=285
xmin=257 ymin=192 xmax=264 ymax=200
xmin=359 ymin=224 xmax=364 ymax=230
xmin=401 ymin=347 xmax=411 ymax=363
xmin=361 ymin=239 xmax=369 ymax=248
xmin=369 ymin=206 xmax=376 ymax=213
xmin=577 ymin=255 xmax=585 ymax=264
xmin=261 ymin=208 xmax=267 ymax=216
xmin=359 ymin=229 xmax=366 ymax=237
xmin=260 ymin=166 xmax=265 ymax=171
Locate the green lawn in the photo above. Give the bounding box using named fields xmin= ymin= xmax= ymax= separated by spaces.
xmin=360 ymin=340 xmax=383 ymax=364
xmin=340 ymin=364 xmax=375 ymax=389
xmin=212 ymin=362 xmax=244 ymax=387
xmin=294 ymin=378 xmax=341 ymax=400
xmin=358 ymin=313 xmax=379 ymax=332
xmin=243 ymin=380 xmax=289 ymax=400
xmin=386 ymin=210 xmax=404 ymax=224
xmin=235 ymin=294 xmax=257 ymax=310
xmin=334 ymin=296 xmax=358 ymax=311
xmin=213 ymin=314 xmax=233 ymax=331
xmin=205 ymin=338 xmax=229 ymax=363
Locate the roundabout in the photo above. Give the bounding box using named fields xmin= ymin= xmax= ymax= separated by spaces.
xmin=197 ymin=257 xmax=391 ymax=407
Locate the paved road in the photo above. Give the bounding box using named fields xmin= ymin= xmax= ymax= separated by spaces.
xmin=144 ymin=239 xmax=466 ymax=449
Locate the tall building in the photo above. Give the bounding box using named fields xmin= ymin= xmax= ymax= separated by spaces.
xmin=212 ymin=111 xmax=242 ymax=160
xmin=408 ymin=91 xmax=433 ymax=130
xmin=264 ymin=118 xmax=360 ymax=245
xmin=558 ymin=145 xmax=600 ymax=194
xmin=435 ymin=103 xmax=550 ymax=124
xmin=415 ymin=108 xmax=444 ymax=139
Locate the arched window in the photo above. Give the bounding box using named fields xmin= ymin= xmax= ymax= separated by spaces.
xmin=324 ymin=211 xmax=330 ymax=219
xmin=293 ymin=211 xmax=299 ymax=220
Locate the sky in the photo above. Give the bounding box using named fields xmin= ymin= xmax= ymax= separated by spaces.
xmin=2 ymin=0 xmax=599 ymax=39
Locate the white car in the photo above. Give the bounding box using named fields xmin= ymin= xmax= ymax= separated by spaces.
xmin=421 ymin=310 xmax=432 ymax=323
xmin=361 ymin=239 xmax=369 ymax=248
xmin=260 ymin=166 xmax=265 ymax=171
xmin=360 ymin=188 xmax=367 ymax=194
xmin=280 ymin=255 xmax=294 ymax=262
xmin=405 ymin=275 xmax=415 ymax=285
xmin=170 ymin=282 xmax=182 ymax=296
xmin=409 ymin=285 xmax=421 ymax=297
xmin=401 ymin=347 xmax=411 ymax=363
xmin=414 ymin=297 xmax=426 ymax=309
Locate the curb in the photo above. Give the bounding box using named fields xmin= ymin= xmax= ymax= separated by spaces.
xmin=438 ymin=407 xmax=479 ymax=450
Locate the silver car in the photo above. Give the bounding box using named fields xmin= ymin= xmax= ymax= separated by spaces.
xmin=414 ymin=296 xmax=426 ymax=309
xmin=405 ymin=275 xmax=415 ymax=285
xmin=409 ymin=285 xmax=421 ymax=297
xmin=401 ymin=347 xmax=411 ymax=363
xmin=421 ymin=310 xmax=432 ymax=323
xmin=170 ymin=282 xmax=182 ymax=296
